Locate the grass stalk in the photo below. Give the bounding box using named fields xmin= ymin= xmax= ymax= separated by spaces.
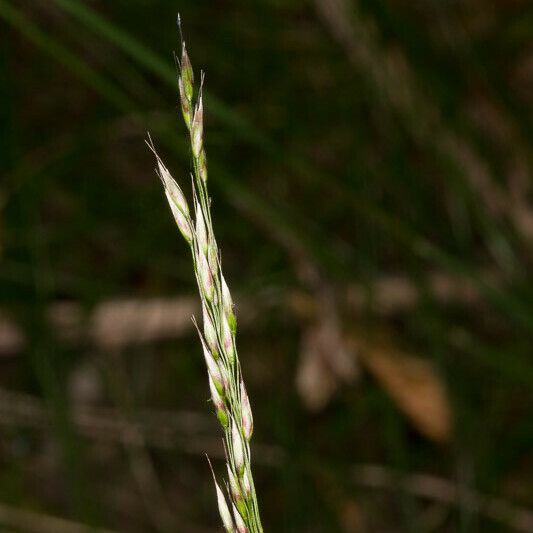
xmin=148 ymin=33 xmax=264 ymax=533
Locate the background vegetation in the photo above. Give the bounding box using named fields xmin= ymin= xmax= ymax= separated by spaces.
xmin=1 ymin=0 xmax=532 ymax=531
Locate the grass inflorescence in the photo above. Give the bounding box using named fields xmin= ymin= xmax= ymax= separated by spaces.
xmin=148 ymin=30 xmax=263 ymax=533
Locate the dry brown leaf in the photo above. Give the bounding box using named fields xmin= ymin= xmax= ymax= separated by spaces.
xmin=353 ymin=334 xmax=452 ymax=443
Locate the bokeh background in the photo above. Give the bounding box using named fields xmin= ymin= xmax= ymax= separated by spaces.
xmin=1 ymin=0 xmax=533 ymax=531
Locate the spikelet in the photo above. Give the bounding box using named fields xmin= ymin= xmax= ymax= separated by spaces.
xmin=203 ymin=303 xmax=219 ymax=357
xmin=240 ymin=381 xmax=253 ymax=441
xmin=215 ymin=479 xmax=234 ymax=533
xmin=231 ymin=419 xmax=245 ymax=476
xmin=191 ymin=96 xmax=203 ymax=158
xmin=233 ymin=503 xmax=248 ymax=533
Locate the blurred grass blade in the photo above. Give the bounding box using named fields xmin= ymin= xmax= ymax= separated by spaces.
xmin=49 ymin=0 xmax=273 ymax=149
xmin=0 ymin=0 xmax=134 ymax=113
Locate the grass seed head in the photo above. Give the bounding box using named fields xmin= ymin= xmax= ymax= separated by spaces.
xmin=240 ymin=381 xmax=253 ymax=441
xmin=201 ymin=338 xmax=223 ymax=394
xmin=197 ymin=249 xmax=214 ymax=301
xmin=227 ymin=464 xmax=241 ymax=502
xmin=216 ymin=406 xmax=229 ymax=429
xmin=152 ymin=31 xmax=263 ymax=531
xmin=180 ymin=44 xmax=194 ymax=101
xmin=231 ymin=420 xmax=245 ymax=476
xmin=195 ymin=203 xmax=208 ymax=253
xmin=198 ymin=148 xmax=208 ymax=182
xmin=191 ymin=97 xmax=204 ymax=158
xmin=221 ymin=313 xmax=235 ymax=364
xmin=233 ymin=503 xmax=248 ymax=533
xmin=158 ymin=162 xmax=189 ymax=216
xmin=227 ymin=464 xmax=247 ymax=518
xmin=210 ymin=378 xmax=229 ymax=428
xmin=208 ymin=237 xmax=218 ymax=272
xmin=203 ymin=304 xmax=219 ymax=357
xmin=214 ymin=480 xmax=234 ymax=533
xmin=178 ymin=76 xmax=192 ymax=130
xmin=209 ymin=374 xmax=225 ymax=411
xmin=242 ymin=470 xmax=252 ymax=500
xmin=165 ymin=190 xmax=192 ymax=243
xmin=221 ymin=274 xmax=237 ymax=332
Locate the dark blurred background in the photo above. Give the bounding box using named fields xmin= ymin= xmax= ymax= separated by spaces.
xmin=1 ymin=0 xmax=532 ymax=531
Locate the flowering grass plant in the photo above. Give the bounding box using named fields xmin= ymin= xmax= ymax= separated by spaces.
xmin=148 ymin=32 xmax=264 ymax=533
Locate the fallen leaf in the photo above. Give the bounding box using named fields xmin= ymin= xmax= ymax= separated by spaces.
xmin=353 ymin=332 xmax=452 ymax=442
